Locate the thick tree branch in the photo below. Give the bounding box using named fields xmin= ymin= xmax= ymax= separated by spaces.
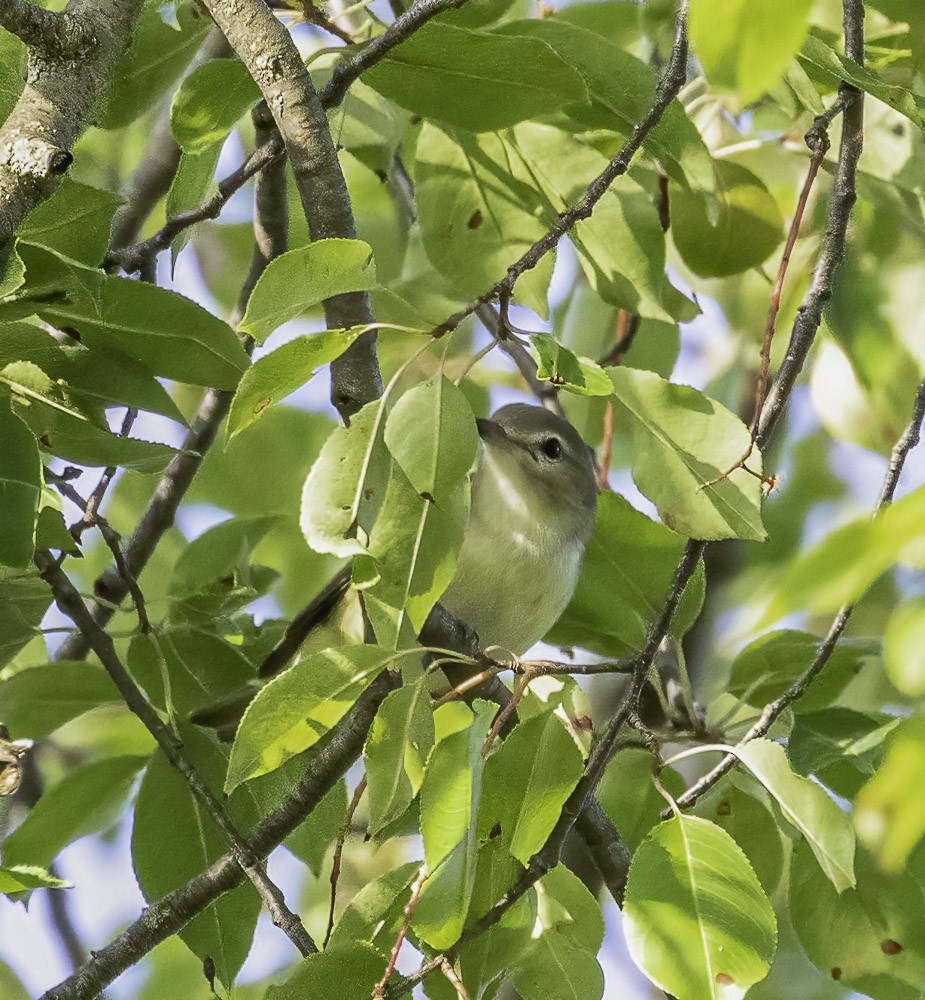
xmin=35 ymin=552 xmax=318 ymax=958
xmin=40 ymin=676 xmax=395 ymax=1000
xmin=203 ymin=0 xmax=380 ymax=418
xmin=674 ymin=374 xmax=925 ymax=810
xmin=0 ymin=0 xmax=89 ymax=56
xmin=432 ymin=0 xmax=690 ymax=336
xmin=0 ymin=0 xmax=143 ymax=240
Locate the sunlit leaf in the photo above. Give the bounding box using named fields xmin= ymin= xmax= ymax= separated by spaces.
xmin=228 ymin=328 xmax=367 ymax=440
xmin=365 ymin=679 xmax=435 ymax=835
xmin=610 ymin=367 xmax=766 ymax=541
xmin=238 ymin=239 xmax=377 ymax=343
xmin=623 ymin=815 xmax=777 ymax=1000
xmin=413 ymin=701 xmax=495 ymax=949
xmin=226 ymin=645 xmax=395 ymax=791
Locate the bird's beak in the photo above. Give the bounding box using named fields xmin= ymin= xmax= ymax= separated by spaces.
xmin=476 ymin=417 xmax=507 ymax=445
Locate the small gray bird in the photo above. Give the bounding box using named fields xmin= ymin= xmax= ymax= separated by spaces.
xmin=192 ymin=404 xmax=598 ymax=734
xmin=443 ymin=403 xmax=599 ymax=656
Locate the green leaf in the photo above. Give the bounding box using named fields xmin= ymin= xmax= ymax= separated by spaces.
xmin=671 ymin=161 xmax=785 ymax=278
xmin=225 ymin=645 xmax=395 ymax=790
xmin=324 ymin=76 xmax=403 ymax=174
xmin=510 ymin=932 xmax=604 ymax=1000
xmin=328 ymin=861 xmax=420 ymax=952
xmin=883 ymin=596 xmax=925 ymax=696
xmin=169 ymin=515 xmax=280 ymax=598
xmin=165 ymin=147 xmax=221 ymax=262
xmin=531 ymin=334 xmax=613 ymax=397
xmin=0 ymin=865 xmax=70 ymax=896
xmin=238 ymin=239 xmax=377 ymax=343
xmin=132 ymin=734 xmax=260 ymax=987
xmin=364 ymin=679 xmax=435 ymax=835
xmin=228 ymin=328 xmax=367 ymax=440
xmin=413 ymin=701 xmax=495 ymax=949
xmin=733 ymin=739 xmax=856 ymax=892
xmin=128 ymin=630 xmax=256 ymax=717
xmin=694 ymin=774 xmax=786 ymax=896
xmin=690 ymin=0 xmax=813 ymax=106
xmin=362 ymin=22 xmax=589 ymax=133
xmin=0 ymin=243 xmax=25 ymax=297
xmin=597 ymin=748 xmax=684 ymax=852
xmin=0 ymin=30 xmax=25 ymax=125
xmin=497 ymin=18 xmax=715 ymax=194
xmin=0 ymin=661 xmax=120 ymax=737
xmin=97 ymin=1 xmax=211 ymax=130
xmin=610 ymin=366 xmax=767 ymax=541
xmin=763 ymin=485 xmax=925 ymax=621
xmin=0 ymin=397 xmax=40 ymax=567
xmin=727 ymin=630 xmax=881 ymax=713
xmin=549 ymin=491 xmax=706 ymax=657
xmin=19 ymin=179 xmax=122 ymax=267
xmin=799 ymin=33 xmax=925 ymax=132
xmin=479 ymin=711 xmax=584 ymax=864
xmin=790 ymin=708 xmax=899 ymax=800
xmin=791 ymin=840 xmax=925 ymax=994
xmin=0 ymin=960 xmax=29 ymax=1000
xmin=415 ymin=123 xmax=554 ymax=316
xmin=170 ymin=58 xmax=261 ymax=154
xmin=3 ymin=755 xmax=147 ymax=869
xmin=362 ymin=465 xmax=467 ymax=647
xmin=509 ymin=124 xmax=672 ymax=321
xmin=11 ymin=392 xmax=178 ymax=473
xmin=300 ymin=398 xmax=390 ymax=557
xmin=12 ymin=244 xmax=248 ymax=390
xmin=623 ymin=815 xmax=777 ymax=1000
xmin=0 ymin=569 xmax=51 ymax=668
xmin=384 ymin=377 xmax=478 ymax=502
xmin=0 ymin=322 xmax=184 ymax=425
xmin=856 ymin=717 xmax=925 ymax=872
xmin=265 ymin=944 xmax=386 ymax=1000
xmin=36 ymin=506 xmax=79 ymax=554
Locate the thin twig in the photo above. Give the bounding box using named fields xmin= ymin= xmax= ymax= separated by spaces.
xmin=700 ymin=104 xmax=837 ymax=490
xmin=53 ymin=477 xmax=151 ymax=635
xmin=324 ymin=775 xmax=367 ymax=947
xmin=34 ymin=552 xmax=318 ymax=957
xmin=373 ymin=861 xmax=429 ymax=1000
xmin=105 ymin=138 xmax=285 ymax=275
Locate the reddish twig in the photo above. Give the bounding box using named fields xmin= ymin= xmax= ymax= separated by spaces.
xmin=373 ymin=861 xmax=430 ymax=999
xmin=324 ymin=775 xmax=368 ymax=947
xmin=701 ymin=108 xmax=837 ymax=491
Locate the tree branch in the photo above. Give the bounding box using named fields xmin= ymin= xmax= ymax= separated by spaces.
xmin=40 ymin=675 xmax=395 ymax=1000
xmin=0 ymin=0 xmax=91 ymax=59
xmin=203 ymin=0 xmax=381 ymax=418
xmin=0 ymin=0 xmax=144 ymax=240
xmin=35 ymin=552 xmax=318 ymax=958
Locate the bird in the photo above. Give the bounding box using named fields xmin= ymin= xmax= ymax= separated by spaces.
xmin=191 ymin=403 xmax=599 ymax=737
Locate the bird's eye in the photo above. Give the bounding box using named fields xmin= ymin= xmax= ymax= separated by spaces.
xmin=542 ymin=437 xmax=562 ymax=460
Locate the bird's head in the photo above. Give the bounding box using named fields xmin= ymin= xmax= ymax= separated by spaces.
xmin=475 ymin=403 xmax=598 ymax=541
